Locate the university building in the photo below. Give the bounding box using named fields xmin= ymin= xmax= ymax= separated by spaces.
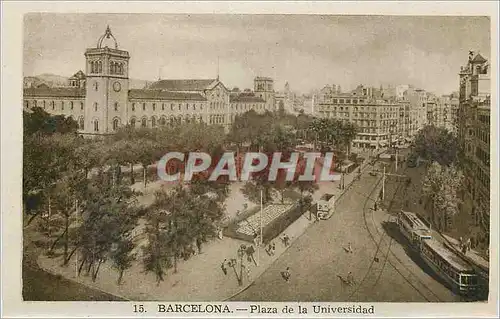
xmin=23 ymin=26 xmax=276 ymax=135
xmin=458 ymin=51 xmax=490 ymax=245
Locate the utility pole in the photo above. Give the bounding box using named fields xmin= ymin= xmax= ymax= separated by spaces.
xmin=395 ymin=147 xmax=399 ymax=171
xmin=75 ymin=199 xmax=78 ymax=277
xmin=382 ymin=165 xmax=386 ymax=200
xmin=257 ymin=189 xmax=263 ymax=266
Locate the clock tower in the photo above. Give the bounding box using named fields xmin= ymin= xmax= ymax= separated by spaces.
xmin=84 ymin=26 xmax=130 ymax=135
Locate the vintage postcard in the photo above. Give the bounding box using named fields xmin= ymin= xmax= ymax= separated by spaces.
xmin=1 ymin=1 xmax=498 ymax=318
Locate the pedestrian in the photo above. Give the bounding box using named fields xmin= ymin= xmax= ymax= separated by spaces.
xmin=221 ymin=259 xmax=228 ymax=275
xmin=347 ymin=271 xmax=354 ymax=285
xmin=267 ymin=244 xmax=273 ymax=256
xmin=282 ymin=267 xmax=291 ymax=282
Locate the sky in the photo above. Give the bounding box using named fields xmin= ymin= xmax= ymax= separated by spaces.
xmin=23 ymin=14 xmax=490 ymax=95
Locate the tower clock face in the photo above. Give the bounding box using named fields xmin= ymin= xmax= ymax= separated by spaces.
xmin=113 ymin=81 xmax=121 ymax=92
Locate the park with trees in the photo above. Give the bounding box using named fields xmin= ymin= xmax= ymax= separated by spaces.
xmin=23 ymin=106 xmax=360 ymax=288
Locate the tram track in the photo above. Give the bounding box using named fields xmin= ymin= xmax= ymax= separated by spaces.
xmin=353 ymin=160 xmax=445 ymax=302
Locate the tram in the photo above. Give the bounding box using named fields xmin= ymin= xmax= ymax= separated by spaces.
xmin=396 ymin=211 xmax=480 ymax=296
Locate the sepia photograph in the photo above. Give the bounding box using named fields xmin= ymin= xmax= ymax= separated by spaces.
xmin=1 ymin=2 xmax=498 ymax=317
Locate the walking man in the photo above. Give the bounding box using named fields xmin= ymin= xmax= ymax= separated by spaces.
xmin=347 ymin=271 xmax=354 ymax=285
xmin=221 ymin=259 xmax=228 ymax=275
xmin=282 ymin=267 xmax=291 ymax=282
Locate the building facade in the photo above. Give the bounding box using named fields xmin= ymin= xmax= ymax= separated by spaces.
xmin=316 ymin=85 xmax=401 ymax=150
xmin=458 ymin=51 xmax=490 ymax=244
xmin=23 ymin=26 xmax=277 ymax=135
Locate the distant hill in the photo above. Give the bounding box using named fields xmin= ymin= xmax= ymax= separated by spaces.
xmin=24 ymin=73 xmax=153 ymax=89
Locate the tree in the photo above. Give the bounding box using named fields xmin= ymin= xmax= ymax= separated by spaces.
xmin=75 ymin=172 xmax=139 ymax=281
xmin=24 ymin=107 xmax=78 ymax=136
xmin=110 ymin=238 xmax=136 ymax=285
xmin=422 ymin=162 xmax=463 ymax=231
xmin=414 ymin=125 xmax=458 ymax=166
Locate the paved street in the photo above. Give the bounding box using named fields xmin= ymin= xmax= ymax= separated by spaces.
xmin=231 ymin=166 xmax=461 ymax=302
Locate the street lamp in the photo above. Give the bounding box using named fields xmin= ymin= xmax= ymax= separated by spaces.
xmin=236 ymin=244 xmax=247 ymax=286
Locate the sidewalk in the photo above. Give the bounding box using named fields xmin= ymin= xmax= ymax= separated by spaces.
xmin=35 ymin=153 xmax=381 ymax=301
xmin=38 ymin=211 xmax=315 ymax=301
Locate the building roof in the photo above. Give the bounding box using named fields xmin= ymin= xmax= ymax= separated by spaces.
xmin=147 ymin=79 xmax=216 ymax=91
xmin=255 ymin=76 xmax=273 ymax=81
xmin=128 ymin=89 xmax=207 ymax=101
xmin=471 ymin=53 xmax=487 ymax=63
xmin=69 ymin=70 xmax=86 ymax=80
xmin=230 ymin=93 xmax=265 ymax=103
xmin=23 ymin=87 xmax=86 ymax=98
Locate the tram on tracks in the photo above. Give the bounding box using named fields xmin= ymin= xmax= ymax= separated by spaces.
xmin=397 ymin=210 xmax=480 ymax=296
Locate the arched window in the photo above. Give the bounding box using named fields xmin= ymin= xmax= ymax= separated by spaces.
xmin=141 ymin=117 xmax=147 ymax=127
xmin=160 ymin=117 xmax=166 ymax=126
xmin=79 ymin=117 xmax=84 ymax=130
xmin=114 ymin=102 xmax=118 ymax=111
xmin=94 ymin=102 xmax=98 ymax=112
xmin=98 ymin=61 xmax=102 ymax=73
xmin=111 ymin=62 xmax=115 ymax=74
xmin=151 ymin=116 xmax=156 ymax=127
xmin=93 ymin=120 xmax=99 ymax=132
xmin=113 ymin=118 xmax=120 ymax=131
xmin=130 ymin=118 xmax=136 ymax=127
xmin=170 ymin=117 xmax=174 ymax=125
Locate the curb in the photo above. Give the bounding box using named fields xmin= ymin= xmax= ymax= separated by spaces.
xmin=225 ymin=156 xmax=382 ymax=300
xmin=223 ymin=213 xmax=315 ymax=301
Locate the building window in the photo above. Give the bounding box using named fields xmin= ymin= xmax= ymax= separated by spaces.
xmin=130 ymin=118 xmax=136 ymax=127
xmin=70 ymin=101 xmax=74 ymax=110
xmin=193 ymin=104 xmax=196 ymax=111
xmin=132 ymin=103 xmax=135 ymax=111
xmin=152 ymin=103 xmax=156 ymax=111
xmin=186 ymin=104 xmax=189 ymax=111
xmin=43 ymin=100 xmax=46 ymax=108
xmin=178 ymin=104 xmax=181 ymax=111
xmin=151 ymin=117 xmax=156 ymax=127
xmin=52 ymin=101 xmax=55 ymax=110
xmin=160 ymin=117 xmax=166 ymax=126
xmin=114 ymin=102 xmax=118 ymax=111
xmin=162 ymin=103 xmax=165 ymax=111
xmin=94 ymin=102 xmax=98 ymax=112
xmin=80 ymin=102 xmax=84 ymax=110
xmin=78 ymin=117 xmax=84 ymax=130
xmin=143 ymin=103 xmax=146 ymax=111
xmin=61 ymin=101 xmax=64 ymax=110
xmin=93 ymin=120 xmax=99 ymax=132
xmin=113 ymin=118 xmax=119 ymax=131
xmin=171 ymin=103 xmax=174 ymax=111
xmin=141 ymin=117 xmax=147 ymax=127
